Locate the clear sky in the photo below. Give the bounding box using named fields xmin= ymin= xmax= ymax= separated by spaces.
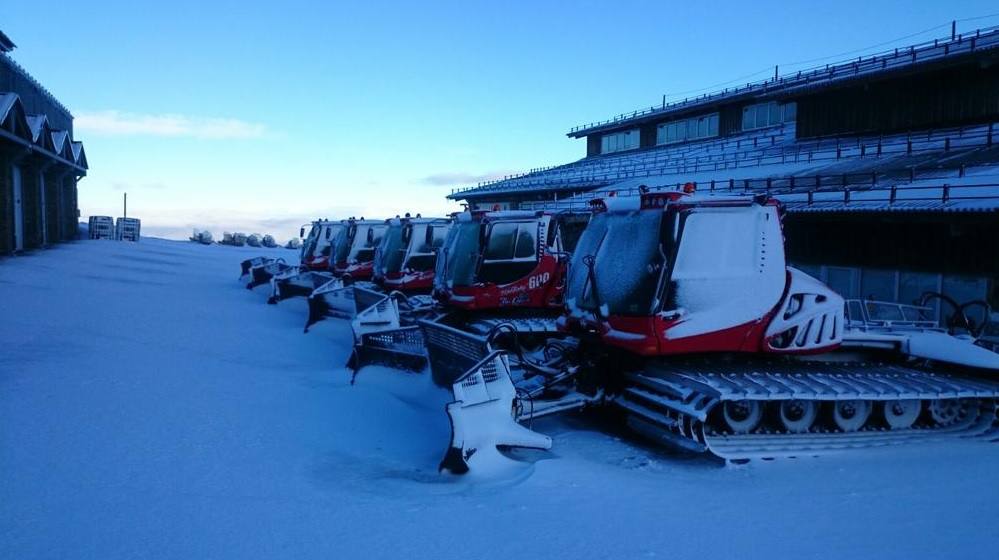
xmin=4 ymin=1 xmax=999 ymax=240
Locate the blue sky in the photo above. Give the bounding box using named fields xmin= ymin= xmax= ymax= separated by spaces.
xmin=4 ymin=1 xmax=998 ymax=239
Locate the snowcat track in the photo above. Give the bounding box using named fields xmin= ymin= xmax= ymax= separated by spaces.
xmin=617 ymin=362 xmax=999 ymax=461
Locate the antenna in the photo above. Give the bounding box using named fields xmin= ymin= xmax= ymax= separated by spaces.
xmin=123 ymin=192 xmax=127 ymax=218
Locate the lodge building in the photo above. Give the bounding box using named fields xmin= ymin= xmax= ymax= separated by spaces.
xmin=448 ymin=24 xmax=999 ymax=320
xmin=0 ymin=30 xmax=88 ymax=255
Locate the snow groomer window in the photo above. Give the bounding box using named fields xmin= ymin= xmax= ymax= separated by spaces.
xmin=480 ymin=221 xmax=538 ymax=285
xmin=600 ymin=129 xmax=640 ymax=154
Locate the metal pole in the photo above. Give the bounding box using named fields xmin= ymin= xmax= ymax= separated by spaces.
xmin=124 ymin=192 xmax=127 ymax=218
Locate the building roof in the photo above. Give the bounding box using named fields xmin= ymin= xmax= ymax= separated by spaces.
xmin=0 ymin=91 xmax=87 ymax=171
xmin=0 ymin=30 xmax=15 ymax=53
xmin=0 ymin=52 xmax=73 ymax=119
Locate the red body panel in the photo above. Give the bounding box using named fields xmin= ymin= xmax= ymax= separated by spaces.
xmin=447 ymin=255 xmax=565 ymax=311
xmin=383 ymin=270 xmax=435 ymax=292
xmin=302 ymin=255 xmax=331 ymax=271
xmin=337 ymin=261 xmax=375 ymax=280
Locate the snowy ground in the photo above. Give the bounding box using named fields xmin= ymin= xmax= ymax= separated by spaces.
xmin=2 ymin=237 xmax=999 ymax=559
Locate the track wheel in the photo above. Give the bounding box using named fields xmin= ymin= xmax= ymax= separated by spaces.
xmin=779 ymin=400 xmax=818 ymax=433
xmin=929 ymin=398 xmax=974 ymax=426
xmin=833 ymin=400 xmax=872 ymax=432
xmin=882 ymin=400 xmax=921 ymax=429
xmin=722 ymin=400 xmax=762 ymax=434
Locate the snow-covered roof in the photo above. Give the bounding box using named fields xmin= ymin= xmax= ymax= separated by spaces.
xmin=26 ymin=114 xmax=48 ymax=142
xmin=0 ymin=30 xmax=14 ymax=53
xmin=0 ymin=92 xmax=87 ymax=170
xmin=453 ymin=121 xmax=999 ymax=208
xmin=0 ymin=91 xmax=19 ymax=123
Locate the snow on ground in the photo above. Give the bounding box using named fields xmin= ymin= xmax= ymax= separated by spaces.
xmin=2 ymin=237 xmax=999 ymax=559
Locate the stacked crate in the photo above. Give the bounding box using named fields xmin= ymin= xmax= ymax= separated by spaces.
xmin=115 ymin=217 xmax=141 ymax=242
xmin=88 ymin=216 xmax=115 ymax=240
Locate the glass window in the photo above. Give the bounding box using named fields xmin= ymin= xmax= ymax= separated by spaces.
xmin=860 ymin=269 xmax=895 ymax=302
xmin=899 ymin=271 xmax=938 ymax=317
xmin=442 ymin=222 xmax=480 ymax=287
xmin=567 ymin=210 xmax=666 ymax=316
xmin=782 ymin=102 xmax=797 ymax=122
xmin=826 ymin=267 xmax=858 ymax=298
xmin=742 ymin=101 xmax=795 ymax=130
xmin=656 ymin=113 xmax=719 ymax=146
xmin=484 ymin=222 xmax=518 ymax=260
xmin=755 ymin=105 xmax=769 ymax=128
xmin=514 ymin=225 xmax=536 ymax=259
xmin=600 ymin=129 xmax=640 ymax=154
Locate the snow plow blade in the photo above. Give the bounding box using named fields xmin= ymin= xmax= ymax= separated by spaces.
xmin=239 ymin=256 xmax=272 ymax=279
xmin=439 ymin=350 xmax=553 ymax=474
xmin=420 ymin=319 xmax=552 ymax=474
xmin=245 ymin=258 xmax=293 ymax=290
xmin=347 ymin=291 xmax=436 ymax=372
xmin=268 ymin=269 xmax=335 ymax=305
xmin=304 ymin=278 xmax=358 ymax=332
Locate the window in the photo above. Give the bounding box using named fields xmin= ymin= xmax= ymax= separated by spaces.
xmin=742 ymin=101 xmax=796 ymax=130
xmin=483 ymin=222 xmax=536 ymax=262
xmin=656 ymin=113 xmax=719 ymax=145
xmin=600 ymin=129 xmax=640 ymax=154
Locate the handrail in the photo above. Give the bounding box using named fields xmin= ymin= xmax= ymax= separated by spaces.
xmin=567 ymin=24 xmax=999 ymax=136
xmin=516 ymin=179 xmax=999 ymax=210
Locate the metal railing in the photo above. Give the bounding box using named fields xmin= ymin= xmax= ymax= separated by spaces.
xmin=454 ymin=121 xmax=998 ymax=198
xmin=567 ymin=24 xmax=999 ymax=135
xmin=518 ymin=175 xmax=999 ymax=213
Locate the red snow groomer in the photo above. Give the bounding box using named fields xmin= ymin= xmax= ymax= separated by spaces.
xmin=346 ymin=208 xmax=590 ymax=372
xmin=301 ymin=217 xmax=389 ymax=330
xmin=423 ymin=187 xmax=999 ymax=474
xmin=240 ymin=219 xmax=337 ymax=292
xmin=264 ymin=220 xmax=347 ymax=304
xmin=331 ymin=218 xmax=389 ymax=281
xmin=372 ymin=215 xmax=452 ymax=294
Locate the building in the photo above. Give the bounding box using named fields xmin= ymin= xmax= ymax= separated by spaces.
xmin=448 ymin=24 xmax=999 ymax=321
xmin=0 ymin=30 xmax=88 ymax=255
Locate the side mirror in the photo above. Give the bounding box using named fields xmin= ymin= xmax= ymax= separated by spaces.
xmin=299 ymin=227 xmax=305 ymax=238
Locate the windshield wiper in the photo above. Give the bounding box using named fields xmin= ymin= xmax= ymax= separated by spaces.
xmin=582 ymin=254 xmax=603 ymax=319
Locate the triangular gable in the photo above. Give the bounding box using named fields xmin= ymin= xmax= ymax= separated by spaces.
xmin=0 ymin=92 xmax=31 ymax=141
xmin=50 ymin=129 xmax=74 ymax=159
xmin=71 ymin=141 xmax=88 ymax=168
xmin=26 ymin=114 xmax=54 ymax=148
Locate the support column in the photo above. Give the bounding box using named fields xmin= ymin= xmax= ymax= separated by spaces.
xmin=0 ymin=151 xmax=11 ymax=254
xmin=20 ymin=164 xmax=43 ymax=249
xmin=60 ymin=174 xmax=78 ymax=241
xmin=43 ymin=168 xmax=62 ymax=245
